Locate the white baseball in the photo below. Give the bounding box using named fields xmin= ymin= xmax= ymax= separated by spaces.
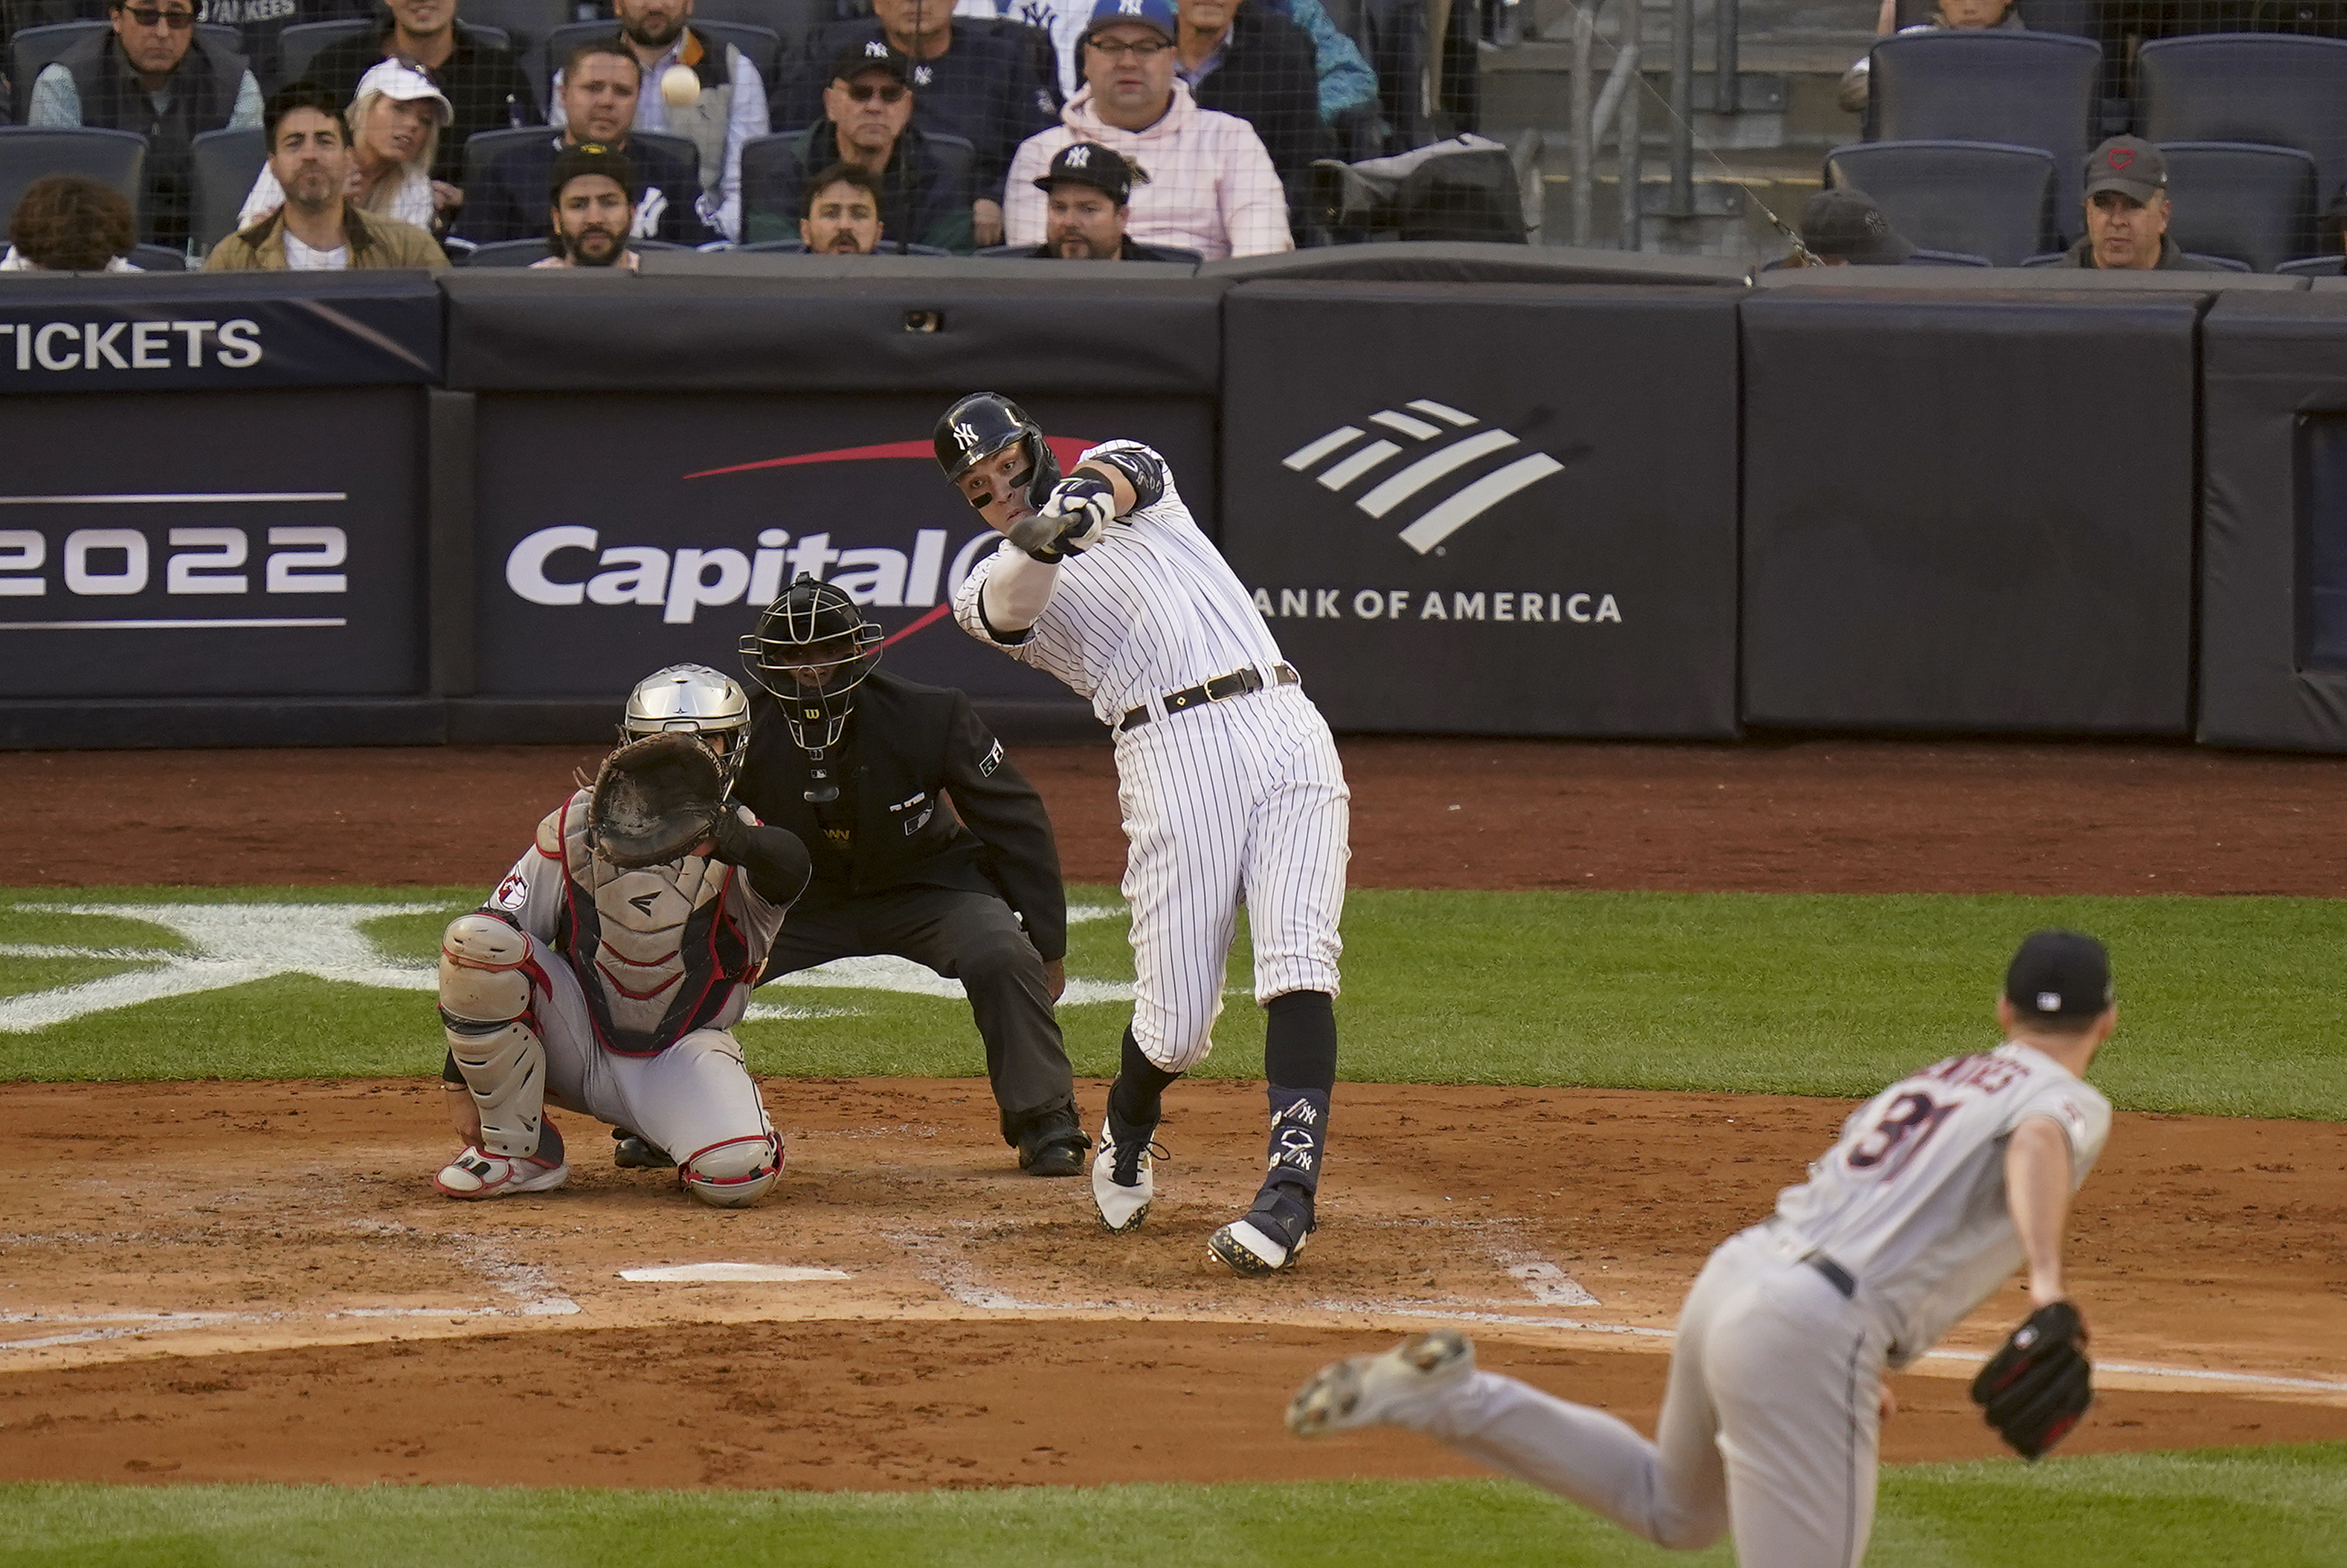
xmin=660 ymin=63 xmax=701 ymax=108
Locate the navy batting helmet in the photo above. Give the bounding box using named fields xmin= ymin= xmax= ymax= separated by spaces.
xmin=934 ymin=391 xmax=1061 ymax=513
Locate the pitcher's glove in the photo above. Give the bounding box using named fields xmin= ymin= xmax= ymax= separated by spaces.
xmin=1969 ymin=1300 xmax=2093 ymax=1460
xmin=587 ymin=732 xmax=724 ymax=869
xmin=1009 ymin=476 xmax=1115 ymax=561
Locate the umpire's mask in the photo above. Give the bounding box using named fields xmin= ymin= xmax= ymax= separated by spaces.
xmin=620 ymin=662 xmax=753 ymax=796
xmin=738 ymin=575 xmax=885 ymax=753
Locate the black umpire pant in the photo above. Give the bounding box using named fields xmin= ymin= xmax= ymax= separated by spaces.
xmin=756 ymin=886 xmax=1075 ymax=1140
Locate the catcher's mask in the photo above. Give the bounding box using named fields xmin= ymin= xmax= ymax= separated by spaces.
xmin=738 ymin=575 xmax=883 ymax=798
xmin=619 ymin=663 xmax=751 ymax=795
xmin=933 ymin=391 xmax=1060 ymax=515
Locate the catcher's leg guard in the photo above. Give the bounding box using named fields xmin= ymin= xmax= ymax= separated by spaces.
xmin=677 ymin=1132 xmax=782 ymax=1208
xmin=439 ymin=914 xmax=550 ymax=1161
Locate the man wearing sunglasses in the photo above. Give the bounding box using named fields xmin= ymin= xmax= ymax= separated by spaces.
xmin=25 ymin=0 xmax=262 ymax=250
xmin=1002 ymin=0 xmax=1289 ymax=259
xmin=773 ymin=0 xmax=1058 ymax=247
xmin=741 ymin=40 xmax=973 ymax=251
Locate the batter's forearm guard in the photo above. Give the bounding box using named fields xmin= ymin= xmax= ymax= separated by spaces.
xmin=1082 ymin=447 xmax=1167 ymax=514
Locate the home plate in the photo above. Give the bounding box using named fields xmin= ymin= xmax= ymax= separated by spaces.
xmin=617 ymin=1263 xmax=852 ymax=1283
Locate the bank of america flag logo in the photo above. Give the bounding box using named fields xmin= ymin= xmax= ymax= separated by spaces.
xmin=1279 ymin=400 xmax=1565 ymax=555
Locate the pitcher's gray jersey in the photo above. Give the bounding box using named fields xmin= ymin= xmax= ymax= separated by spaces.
xmin=1772 ymin=1041 xmax=2112 ymax=1367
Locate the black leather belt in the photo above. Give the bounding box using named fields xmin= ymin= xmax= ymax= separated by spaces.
xmin=1803 ymin=1250 xmax=1857 ymax=1299
xmin=1119 ymin=663 xmax=1298 ymax=732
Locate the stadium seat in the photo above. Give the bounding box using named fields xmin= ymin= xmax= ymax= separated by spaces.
xmin=973 ymin=242 xmax=1207 ymax=260
xmin=689 ymin=0 xmax=827 ymax=60
xmin=739 ymin=238 xmax=958 ymax=255
xmin=1865 ymin=30 xmax=2099 ymax=241
xmin=738 ymin=128 xmax=969 ymax=241
xmin=2137 ymin=35 xmax=2347 ymax=217
xmin=126 ymin=242 xmax=184 ymax=269
xmin=460 ymin=235 xmax=689 ymax=265
xmin=2279 ymin=253 xmax=2346 ymax=276
xmin=0 ymin=126 xmax=144 ymax=238
xmin=543 ymin=19 xmax=782 ymax=95
xmin=463 ymin=126 xmax=698 ymax=199
xmin=190 ymin=124 xmax=265 ymax=252
xmin=2158 ymin=141 xmax=2317 ymax=272
xmin=273 ymin=19 xmax=372 ymax=86
xmin=1907 ymin=247 xmax=1993 ymax=265
xmin=2019 ymin=248 xmax=2252 ymax=268
xmin=1826 ymin=139 xmax=2057 ymax=266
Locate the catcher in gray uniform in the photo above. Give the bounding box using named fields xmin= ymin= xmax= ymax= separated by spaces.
xmin=435 ymin=664 xmax=812 ymax=1206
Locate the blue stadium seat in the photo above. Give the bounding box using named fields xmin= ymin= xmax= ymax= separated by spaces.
xmin=2159 ymin=141 xmax=2318 ymax=272
xmin=272 ymin=19 xmax=372 ymax=88
xmin=190 ymin=124 xmax=265 ymax=253
xmin=2279 ymin=254 xmax=2346 ymax=277
xmin=974 ymin=241 xmax=1208 ymax=261
xmin=126 ymin=242 xmax=184 ymax=269
xmin=1865 ymin=30 xmax=2099 ymax=242
xmin=2020 ymin=249 xmax=2251 ymax=268
xmin=1907 ymin=247 xmax=1993 ymax=265
xmin=0 ymin=125 xmax=144 ymax=239
xmin=542 ymin=18 xmax=782 ymax=96
xmin=2137 ymin=35 xmax=2347 ymax=213
xmin=1827 ymin=139 xmax=2057 ymax=266
xmin=740 ymin=239 xmax=959 ymax=255
xmin=460 ymin=236 xmax=689 ymax=265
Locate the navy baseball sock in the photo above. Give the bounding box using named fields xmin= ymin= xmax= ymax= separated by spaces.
xmin=1107 ymin=1024 xmax=1179 ymax=1138
xmin=1261 ymin=990 xmax=1337 ymax=1205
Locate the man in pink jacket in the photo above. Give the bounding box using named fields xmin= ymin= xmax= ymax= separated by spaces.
xmin=1004 ymin=0 xmax=1292 ymax=259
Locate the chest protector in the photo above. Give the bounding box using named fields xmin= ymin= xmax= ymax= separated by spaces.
xmin=548 ymin=790 xmax=759 ymax=1055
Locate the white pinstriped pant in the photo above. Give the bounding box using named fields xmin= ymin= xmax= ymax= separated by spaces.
xmin=1114 ymin=683 xmax=1350 ymax=1072
xmin=1397 ymin=1226 xmax=1891 ymax=1568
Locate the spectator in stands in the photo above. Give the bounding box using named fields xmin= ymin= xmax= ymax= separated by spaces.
xmin=452 ymin=38 xmax=712 ymax=247
xmin=304 ymin=0 xmax=540 ymax=183
xmin=529 ymin=141 xmax=641 ymax=268
xmin=1173 ymin=0 xmax=1324 ymax=214
xmin=1017 ymin=140 xmax=1194 ymax=258
xmin=236 ymin=59 xmax=460 ymax=239
xmin=1838 ymin=0 xmax=2023 ymax=114
xmin=953 ymin=0 xmax=1369 ymax=122
xmin=799 ymin=160 xmax=885 ymax=253
xmin=198 ymin=0 xmax=367 ymax=90
xmin=743 ymin=42 xmax=974 ymax=251
xmin=1005 ymin=0 xmax=1290 ymax=259
xmin=24 ymin=0 xmax=263 ymax=250
xmin=2061 ymin=137 xmax=2221 ymax=271
xmin=776 ymin=0 xmax=1060 ymax=247
xmin=546 ymin=0 xmax=766 ymax=241
xmin=205 ymin=80 xmax=447 ymax=268
xmin=1783 ymin=187 xmax=1914 ymax=265
xmin=0 ymin=175 xmax=141 ymax=270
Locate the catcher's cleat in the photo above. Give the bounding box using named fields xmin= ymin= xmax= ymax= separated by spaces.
xmin=1090 ymin=1110 xmax=1159 ymax=1231
xmin=434 ymin=1145 xmax=569 ymax=1200
xmin=1287 ymin=1331 xmax=1477 ymax=1437
xmin=1208 ymin=1181 xmax=1316 ymax=1276
xmin=612 ymin=1129 xmax=675 ymax=1169
xmin=1015 ymin=1105 xmax=1092 ymax=1178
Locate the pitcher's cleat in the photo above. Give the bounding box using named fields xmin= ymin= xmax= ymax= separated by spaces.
xmin=1090 ymin=1112 xmax=1157 ymax=1232
xmin=1287 ymin=1331 xmax=1476 ymax=1436
xmin=434 ymin=1146 xmax=569 ymax=1199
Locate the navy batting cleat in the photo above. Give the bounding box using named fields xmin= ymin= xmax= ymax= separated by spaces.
xmin=1287 ymin=1331 xmax=1477 ymax=1436
xmin=1090 ymin=1107 xmax=1159 ymax=1231
xmin=1208 ymin=1181 xmax=1316 ymax=1276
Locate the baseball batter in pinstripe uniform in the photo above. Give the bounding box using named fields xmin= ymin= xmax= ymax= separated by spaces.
xmin=933 ymin=391 xmax=1350 ymax=1275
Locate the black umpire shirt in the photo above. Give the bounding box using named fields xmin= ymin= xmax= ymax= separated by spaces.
xmin=733 ymin=671 xmax=1069 ymax=963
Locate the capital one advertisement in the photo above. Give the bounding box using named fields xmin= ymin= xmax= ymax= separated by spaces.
xmin=472 ymin=394 xmax=1215 ymax=706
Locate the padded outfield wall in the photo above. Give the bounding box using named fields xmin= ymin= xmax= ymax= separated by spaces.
xmin=0 ymin=246 xmax=2336 ymax=749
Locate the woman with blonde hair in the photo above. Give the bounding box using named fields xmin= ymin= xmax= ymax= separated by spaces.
xmin=238 ymin=58 xmax=461 ymax=239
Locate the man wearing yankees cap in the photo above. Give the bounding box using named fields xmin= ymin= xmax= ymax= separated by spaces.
xmin=2061 ymin=135 xmax=2224 ymax=271
xmin=1017 ymin=142 xmax=1200 ymax=259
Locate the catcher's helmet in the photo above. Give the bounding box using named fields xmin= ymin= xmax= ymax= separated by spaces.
xmin=737 ymin=575 xmax=885 ymax=752
xmin=620 ymin=663 xmax=750 ymax=793
xmin=933 ymin=391 xmax=1061 ymax=513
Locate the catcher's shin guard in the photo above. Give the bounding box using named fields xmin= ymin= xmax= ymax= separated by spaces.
xmin=678 ymin=1132 xmax=783 ymax=1207
xmin=439 ymin=914 xmax=551 ymax=1161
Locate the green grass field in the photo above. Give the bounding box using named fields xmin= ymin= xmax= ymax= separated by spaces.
xmin=2 ymin=885 xmax=2343 ymax=1118
xmin=4 ymin=1442 xmax=2343 ymax=1567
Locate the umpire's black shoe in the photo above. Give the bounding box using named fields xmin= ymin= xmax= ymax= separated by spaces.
xmin=1014 ymin=1104 xmax=1092 ymax=1178
xmin=1209 ymin=1180 xmax=1316 ymax=1276
xmin=612 ymin=1128 xmax=675 ymax=1169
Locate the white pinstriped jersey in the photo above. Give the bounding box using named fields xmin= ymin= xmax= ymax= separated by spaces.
xmin=1771 ymin=1042 xmax=2112 ymax=1366
xmin=950 ymin=441 xmax=1290 ymax=726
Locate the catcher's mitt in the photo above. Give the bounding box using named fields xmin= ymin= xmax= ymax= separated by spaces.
xmin=586 ymin=732 xmax=725 ymax=869
xmin=1969 ymin=1300 xmax=2093 ymax=1460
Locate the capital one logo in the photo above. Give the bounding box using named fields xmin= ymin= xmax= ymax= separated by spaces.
xmin=1280 ymin=399 xmax=1564 ymax=555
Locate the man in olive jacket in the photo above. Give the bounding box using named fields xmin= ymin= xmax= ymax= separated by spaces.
xmin=733 ymin=576 xmax=1088 ymax=1176
xmin=205 ymin=83 xmax=447 ymax=271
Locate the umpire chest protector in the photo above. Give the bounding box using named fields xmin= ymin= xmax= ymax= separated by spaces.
xmin=546 ymin=789 xmax=757 ymax=1055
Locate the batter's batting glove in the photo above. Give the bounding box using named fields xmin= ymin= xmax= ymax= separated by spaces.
xmin=1027 ymin=476 xmax=1115 ymax=561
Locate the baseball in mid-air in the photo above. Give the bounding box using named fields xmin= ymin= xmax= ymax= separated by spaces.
xmin=661 ymin=64 xmax=701 ymax=108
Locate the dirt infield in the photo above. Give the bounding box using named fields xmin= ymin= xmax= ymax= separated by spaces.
xmin=2 ymin=737 xmax=2345 ymax=1492
xmin=5 ymin=736 xmax=2347 ymax=894
xmin=1 ymin=1077 xmax=2343 ymax=1488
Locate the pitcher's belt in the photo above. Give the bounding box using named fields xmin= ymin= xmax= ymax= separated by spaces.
xmin=1119 ymin=663 xmax=1298 ymax=732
